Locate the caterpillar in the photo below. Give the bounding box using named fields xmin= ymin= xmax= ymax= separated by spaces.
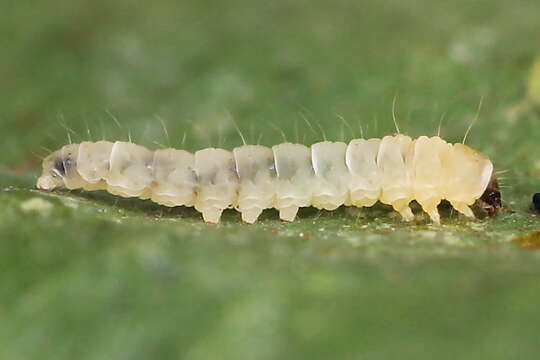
xmin=36 ymin=134 xmax=501 ymax=224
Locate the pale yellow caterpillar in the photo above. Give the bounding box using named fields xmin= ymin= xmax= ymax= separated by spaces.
xmin=36 ymin=135 xmax=501 ymax=224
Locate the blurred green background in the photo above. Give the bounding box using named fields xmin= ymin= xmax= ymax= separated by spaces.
xmin=1 ymin=0 xmax=540 ymax=358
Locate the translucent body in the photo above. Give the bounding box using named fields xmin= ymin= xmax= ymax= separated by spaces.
xmin=346 ymin=138 xmax=382 ymax=207
xmin=107 ymin=142 xmax=154 ymax=198
xmin=77 ymin=141 xmax=114 ymax=190
xmin=37 ymin=135 xmax=494 ymax=224
xmin=442 ymin=143 xmax=493 ymax=219
xmin=412 ymin=136 xmax=451 ymax=224
xmin=311 ymin=141 xmax=350 ymax=210
xmin=194 ymin=148 xmax=239 ymax=223
xmin=151 ymin=149 xmax=196 ymax=207
xmin=233 ymin=145 xmax=276 ymax=223
xmin=377 ymin=135 xmax=415 ymax=221
xmin=272 ymin=143 xmax=314 ymax=221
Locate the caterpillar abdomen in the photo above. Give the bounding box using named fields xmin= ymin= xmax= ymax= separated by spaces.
xmin=37 ymin=135 xmax=500 ymax=224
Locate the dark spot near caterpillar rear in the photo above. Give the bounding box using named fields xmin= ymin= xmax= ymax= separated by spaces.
xmin=479 ymin=177 xmax=501 ymax=216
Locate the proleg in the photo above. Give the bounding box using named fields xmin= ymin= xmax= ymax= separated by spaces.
xmin=37 ymin=135 xmax=501 ymax=224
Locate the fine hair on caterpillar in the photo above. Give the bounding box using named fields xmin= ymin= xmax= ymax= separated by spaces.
xmin=37 ymin=133 xmax=502 ymax=225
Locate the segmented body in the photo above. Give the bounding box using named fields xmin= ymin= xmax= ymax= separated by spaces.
xmin=37 ymin=135 xmax=494 ymax=224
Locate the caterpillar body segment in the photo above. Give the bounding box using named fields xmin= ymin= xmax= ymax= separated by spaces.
xmin=272 ymin=143 xmax=314 ymax=222
xmin=311 ymin=141 xmax=350 ymax=211
xmin=194 ymin=148 xmax=238 ymax=224
xmin=150 ymin=148 xmax=196 ymax=207
xmin=377 ymin=135 xmax=415 ymax=221
xmin=345 ymin=138 xmax=382 ymax=207
xmin=233 ymin=145 xmax=276 ymax=224
xmin=77 ymin=141 xmax=114 ymax=191
xmin=443 ymin=143 xmax=494 ymax=217
xmin=107 ymin=142 xmax=154 ymax=198
xmin=37 ymin=135 xmax=500 ymax=224
xmin=412 ymin=136 xmax=450 ymax=224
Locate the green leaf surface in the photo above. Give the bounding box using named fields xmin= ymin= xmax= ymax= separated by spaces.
xmin=1 ymin=0 xmax=540 ymax=358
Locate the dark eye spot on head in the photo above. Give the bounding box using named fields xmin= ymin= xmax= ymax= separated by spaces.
xmin=533 ymin=193 xmax=540 ymax=213
xmin=53 ymin=158 xmax=66 ymax=177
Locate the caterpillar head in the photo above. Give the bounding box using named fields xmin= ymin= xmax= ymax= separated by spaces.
xmin=478 ymin=176 xmax=501 ymax=216
xmin=37 ymin=144 xmax=81 ymax=191
xmin=37 ymin=150 xmax=67 ymax=190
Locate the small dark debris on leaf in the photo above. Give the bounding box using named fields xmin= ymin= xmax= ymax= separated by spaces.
xmin=513 ymin=231 xmax=540 ymax=249
xmin=533 ymin=193 xmax=540 ymax=213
